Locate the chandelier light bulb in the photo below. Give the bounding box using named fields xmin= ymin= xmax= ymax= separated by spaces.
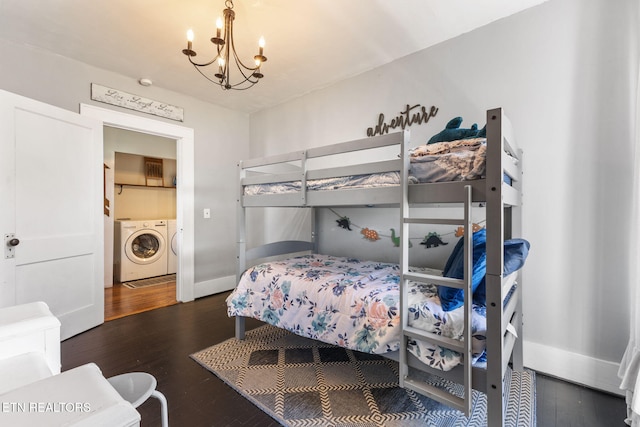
xmin=183 ymin=29 xmax=196 ymax=56
xmin=216 ymin=18 xmax=223 ymax=38
xmin=259 ymin=37 xmax=265 ymax=48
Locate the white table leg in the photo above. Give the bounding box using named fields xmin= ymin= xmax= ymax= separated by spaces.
xmin=152 ymin=389 xmax=169 ymax=427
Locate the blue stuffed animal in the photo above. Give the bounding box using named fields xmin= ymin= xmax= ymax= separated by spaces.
xmin=427 ymin=117 xmax=486 ymax=144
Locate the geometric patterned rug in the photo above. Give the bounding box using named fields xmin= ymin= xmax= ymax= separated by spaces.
xmin=191 ymin=324 xmax=536 ymax=427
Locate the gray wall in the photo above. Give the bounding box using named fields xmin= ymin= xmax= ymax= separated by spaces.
xmin=0 ymin=38 xmax=250 ymax=287
xmin=249 ymin=0 xmax=638 ymax=393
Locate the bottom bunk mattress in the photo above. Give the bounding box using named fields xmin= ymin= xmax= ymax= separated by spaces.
xmin=226 ymin=254 xmax=488 ymax=372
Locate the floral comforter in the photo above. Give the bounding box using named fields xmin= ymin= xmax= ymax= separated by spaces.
xmin=226 ymin=254 xmax=487 ymax=371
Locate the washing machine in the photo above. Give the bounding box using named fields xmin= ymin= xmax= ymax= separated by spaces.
xmin=114 ymin=219 xmax=168 ymax=283
xmin=167 ymin=219 xmax=178 ymax=274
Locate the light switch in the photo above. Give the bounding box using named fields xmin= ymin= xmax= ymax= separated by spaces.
xmin=203 ymin=208 xmax=211 ymax=219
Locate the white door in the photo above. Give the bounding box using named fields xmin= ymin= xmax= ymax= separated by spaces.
xmin=0 ymin=90 xmax=104 ymax=340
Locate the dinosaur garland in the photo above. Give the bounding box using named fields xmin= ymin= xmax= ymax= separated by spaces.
xmin=361 ymin=228 xmax=380 ymax=241
xmin=420 ymin=232 xmax=448 ymax=248
xmin=390 ymin=228 xmax=412 ymax=248
xmin=454 ymin=223 xmax=483 ymax=237
xmin=329 ymin=208 xmax=483 ymax=248
xmin=336 ymin=216 xmax=351 ymax=230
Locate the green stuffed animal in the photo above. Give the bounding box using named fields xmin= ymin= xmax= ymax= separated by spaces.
xmin=427 ymin=117 xmax=486 ymax=144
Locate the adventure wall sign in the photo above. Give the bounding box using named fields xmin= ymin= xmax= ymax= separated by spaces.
xmin=366 ymin=104 xmax=439 ymax=137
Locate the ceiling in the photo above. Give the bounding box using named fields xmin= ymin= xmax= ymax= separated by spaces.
xmin=0 ymin=0 xmax=548 ymax=113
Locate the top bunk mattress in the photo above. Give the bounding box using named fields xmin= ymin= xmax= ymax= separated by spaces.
xmin=243 ymin=138 xmax=513 ymax=196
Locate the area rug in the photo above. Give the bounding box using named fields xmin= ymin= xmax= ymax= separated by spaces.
xmin=122 ymin=274 xmax=176 ymax=289
xmin=191 ymin=324 xmax=536 ymax=427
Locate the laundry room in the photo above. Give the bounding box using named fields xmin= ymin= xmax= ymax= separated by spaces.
xmin=103 ymin=126 xmax=178 ymax=320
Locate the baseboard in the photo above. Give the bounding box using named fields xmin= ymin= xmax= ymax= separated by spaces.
xmin=194 ymin=275 xmax=236 ymax=299
xmin=524 ymin=339 xmax=623 ymax=396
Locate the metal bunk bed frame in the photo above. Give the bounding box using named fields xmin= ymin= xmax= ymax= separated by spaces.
xmin=234 ymin=107 xmax=523 ymax=426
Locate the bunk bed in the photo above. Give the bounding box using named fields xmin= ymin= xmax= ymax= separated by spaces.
xmin=228 ymin=108 xmax=524 ymax=426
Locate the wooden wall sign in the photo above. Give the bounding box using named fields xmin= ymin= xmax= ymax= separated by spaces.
xmin=91 ymin=83 xmax=184 ymax=122
xmin=366 ymin=104 xmax=438 ymax=137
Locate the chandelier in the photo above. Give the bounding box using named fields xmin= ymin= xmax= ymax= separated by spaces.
xmin=182 ymin=0 xmax=267 ymax=90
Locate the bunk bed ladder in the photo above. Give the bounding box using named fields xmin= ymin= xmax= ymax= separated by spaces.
xmin=399 ymin=182 xmax=474 ymax=416
xmin=236 ymin=159 xmax=247 ymax=340
xmin=485 ymin=107 xmax=523 ymax=426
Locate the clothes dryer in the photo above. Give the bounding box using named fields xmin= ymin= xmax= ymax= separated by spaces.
xmin=114 ymin=220 xmax=168 ymax=283
xmin=167 ymin=219 xmax=177 ymax=275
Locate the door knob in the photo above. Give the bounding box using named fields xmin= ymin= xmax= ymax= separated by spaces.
xmin=4 ymin=234 xmax=18 ymax=259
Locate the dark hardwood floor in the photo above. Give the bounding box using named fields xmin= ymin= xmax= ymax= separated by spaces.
xmin=536 ymin=373 xmax=627 ymax=427
xmin=62 ymin=291 xmax=627 ymax=427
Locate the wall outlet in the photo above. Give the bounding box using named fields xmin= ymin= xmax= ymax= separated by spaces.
xmin=203 ymin=208 xmax=211 ymax=219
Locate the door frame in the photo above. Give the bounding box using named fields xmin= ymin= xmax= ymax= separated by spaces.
xmin=81 ymin=104 xmax=195 ymax=302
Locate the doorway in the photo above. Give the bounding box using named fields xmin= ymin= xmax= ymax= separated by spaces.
xmin=80 ymin=104 xmax=196 ymax=311
xmin=105 ymin=129 xmax=178 ymax=319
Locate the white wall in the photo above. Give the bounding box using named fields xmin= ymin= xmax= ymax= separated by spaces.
xmin=106 ymin=127 xmax=177 ymax=159
xmin=249 ymin=0 xmax=638 ymax=394
xmin=0 ymin=38 xmax=249 ymax=290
